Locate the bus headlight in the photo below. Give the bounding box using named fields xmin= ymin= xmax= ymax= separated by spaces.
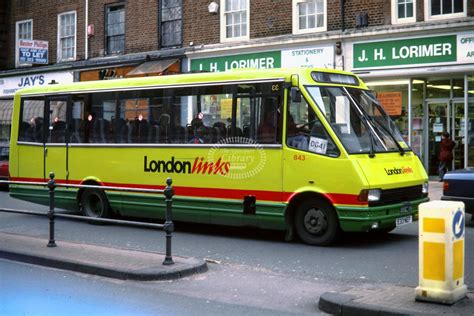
xmin=358 ymin=189 xmax=381 ymax=202
xmin=422 ymin=182 xmax=429 ymax=194
xmin=368 ymin=189 xmax=381 ymax=202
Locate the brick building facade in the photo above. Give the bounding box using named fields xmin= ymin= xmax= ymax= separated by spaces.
xmin=1 ymin=1 xmax=474 ymax=173
xmin=1 ymin=1 xmax=472 ymax=72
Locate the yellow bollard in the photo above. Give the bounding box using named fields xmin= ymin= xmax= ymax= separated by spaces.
xmin=415 ymin=201 xmax=467 ymax=305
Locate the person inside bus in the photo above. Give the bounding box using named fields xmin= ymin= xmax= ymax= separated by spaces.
xmin=286 ymin=112 xmax=309 ymax=150
xmin=258 ymin=98 xmax=279 ymax=143
xmin=188 ymin=117 xmax=206 ymax=144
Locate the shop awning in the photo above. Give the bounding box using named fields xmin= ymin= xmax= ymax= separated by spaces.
xmin=125 ymin=58 xmax=180 ymax=77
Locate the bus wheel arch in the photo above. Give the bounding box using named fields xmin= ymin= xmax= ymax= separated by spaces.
xmin=77 ymin=180 xmax=110 ymax=218
xmin=285 ymin=192 xmax=340 ymax=246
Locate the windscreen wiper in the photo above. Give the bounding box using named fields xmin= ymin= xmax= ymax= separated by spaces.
xmin=358 ymin=91 xmax=406 ymax=156
xmin=369 ymin=117 xmax=405 ymax=156
xmin=342 ymin=88 xmax=378 ymax=158
xmin=367 ymin=127 xmax=376 ymax=158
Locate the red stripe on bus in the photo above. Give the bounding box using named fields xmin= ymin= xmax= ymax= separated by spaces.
xmin=10 ymin=177 xmax=366 ymax=206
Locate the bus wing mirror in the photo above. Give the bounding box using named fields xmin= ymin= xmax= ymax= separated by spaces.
xmin=290 ymin=87 xmax=302 ymax=103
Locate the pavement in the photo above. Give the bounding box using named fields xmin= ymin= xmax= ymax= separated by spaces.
xmin=318 ymin=180 xmax=474 ymax=315
xmin=1 ymin=180 xmax=473 ymax=315
xmin=0 ymin=231 xmax=207 ymax=281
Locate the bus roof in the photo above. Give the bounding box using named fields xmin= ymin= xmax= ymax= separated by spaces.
xmin=15 ymin=67 xmax=367 ymax=97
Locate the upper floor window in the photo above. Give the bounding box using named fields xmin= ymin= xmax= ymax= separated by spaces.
xmin=161 ymin=0 xmax=182 ymax=48
xmin=17 ymin=20 xmax=32 ymax=41
xmin=220 ymin=0 xmax=249 ymax=42
xmin=15 ymin=19 xmax=33 ymax=67
xmin=106 ymin=5 xmax=125 ymax=55
xmin=293 ymin=0 xmax=327 ymax=34
xmin=425 ymin=0 xmax=466 ymax=20
xmin=57 ymin=11 xmax=76 ymax=62
xmin=392 ymin=0 xmax=416 ymax=24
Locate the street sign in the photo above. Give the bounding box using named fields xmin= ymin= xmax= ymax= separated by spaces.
xmin=452 ymin=209 xmax=465 ymax=239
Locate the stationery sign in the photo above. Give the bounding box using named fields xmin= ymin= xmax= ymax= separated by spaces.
xmin=281 ymin=45 xmax=334 ymax=68
xmin=18 ymin=39 xmax=49 ymax=64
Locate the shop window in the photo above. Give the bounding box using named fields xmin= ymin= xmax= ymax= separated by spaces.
xmin=411 ymin=79 xmax=425 ymax=160
xmin=0 ymin=100 xmax=13 ymax=142
xmin=15 ymin=19 xmax=32 ymax=67
xmin=220 ymin=0 xmax=249 ymax=42
xmin=366 ymin=80 xmax=410 ymax=144
xmin=426 ymin=78 xmax=451 ymax=99
xmin=57 ymin=11 xmax=76 ymax=62
xmin=160 ymin=0 xmax=182 ymax=48
xmin=391 ymin=0 xmax=416 ymax=24
xmin=468 ymin=75 xmax=474 ymax=167
xmin=425 ymin=0 xmax=466 ymax=20
xmin=452 ymin=78 xmax=464 ymax=99
xmin=292 ymin=0 xmax=327 ymax=34
xmin=106 ymin=5 xmax=125 ymax=55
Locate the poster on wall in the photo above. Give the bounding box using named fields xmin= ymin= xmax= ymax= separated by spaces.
xmin=433 ymin=123 xmax=444 ymax=133
xmin=18 ymin=39 xmax=48 ymax=64
xmin=376 ymin=91 xmax=402 ymax=116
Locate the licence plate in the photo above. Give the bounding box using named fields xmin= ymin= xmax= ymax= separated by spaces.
xmin=396 ymin=215 xmax=413 ymax=227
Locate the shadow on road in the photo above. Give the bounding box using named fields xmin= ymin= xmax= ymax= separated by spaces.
xmin=169 ymin=221 xmax=417 ymax=248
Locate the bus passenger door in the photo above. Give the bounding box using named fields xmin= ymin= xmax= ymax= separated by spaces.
xmin=16 ymin=97 xmax=46 ymax=182
xmin=44 ymin=96 xmax=70 ymax=183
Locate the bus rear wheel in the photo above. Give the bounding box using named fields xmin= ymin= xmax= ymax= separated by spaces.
xmin=295 ymin=199 xmax=339 ymax=246
xmin=81 ymin=188 xmax=110 ymax=218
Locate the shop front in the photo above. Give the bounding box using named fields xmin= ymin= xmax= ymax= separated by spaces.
xmin=0 ymin=71 xmax=74 ymax=143
xmin=189 ymin=44 xmax=335 ymax=72
xmin=78 ymin=58 xmax=181 ymax=81
xmin=350 ymin=32 xmax=474 ymax=177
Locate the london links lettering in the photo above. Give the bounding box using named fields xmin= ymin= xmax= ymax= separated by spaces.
xmin=144 ymin=156 xmax=230 ymax=176
xmin=384 ymin=166 xmax=414 ymax=176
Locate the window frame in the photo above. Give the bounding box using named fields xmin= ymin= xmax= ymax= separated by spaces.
xmin=292 ymin=0 xmax=327 ymax=35
xmin=160 ymin=0 xmax=183 ymax=48
xmin=424 ymin=0 xmax=467 ymax=21
xmin=105 ymin=4 xmax=126 ymax=56
xmin=220 ymin=0 xmax=250 ymax=43
xmin=391 ymin=0 xmax=416 ymax=24
xmin=57 ymin=11 xmax=77 ymax=62
xmin=15 ymin=19 xmax=33 ymax=67
xmin=18 ymin=97 xmax=46 ymax=144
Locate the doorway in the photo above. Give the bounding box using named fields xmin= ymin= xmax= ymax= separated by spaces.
xmin=424 ymin=100 xmax=465 ymax=176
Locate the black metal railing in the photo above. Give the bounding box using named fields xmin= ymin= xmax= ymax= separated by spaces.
xmin=0 ymin=173 xmax=175 ymax=265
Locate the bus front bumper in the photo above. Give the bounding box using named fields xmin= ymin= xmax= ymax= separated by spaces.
xmin=336 ymin=197 xmax=429 ymax=232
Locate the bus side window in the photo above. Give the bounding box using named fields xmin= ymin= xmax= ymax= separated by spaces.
xmin=287 ymin=96 xmax=340 ymax=157
xmin=19 ymin=98 xmax=45 ymax=143
xmin=48 ymin=100 xmax=67 ymax=143
xmin=256 ymin=97 xmax=279 ymax=144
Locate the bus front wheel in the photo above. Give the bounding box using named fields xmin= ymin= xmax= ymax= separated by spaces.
xmin=81 ymin=189 xmax=110 ymax=218
xmin=295 ymin=199 xmax=339 ymax=246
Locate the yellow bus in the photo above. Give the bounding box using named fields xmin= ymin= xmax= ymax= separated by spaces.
xmin=9 ymin=68 xmax=428 ymax=245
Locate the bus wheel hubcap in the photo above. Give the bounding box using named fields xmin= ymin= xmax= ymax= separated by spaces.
xmin=304 ymin=208 xmax=327 ymax=235
xmin=88 ymin=195 xmax=102 ymax=216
